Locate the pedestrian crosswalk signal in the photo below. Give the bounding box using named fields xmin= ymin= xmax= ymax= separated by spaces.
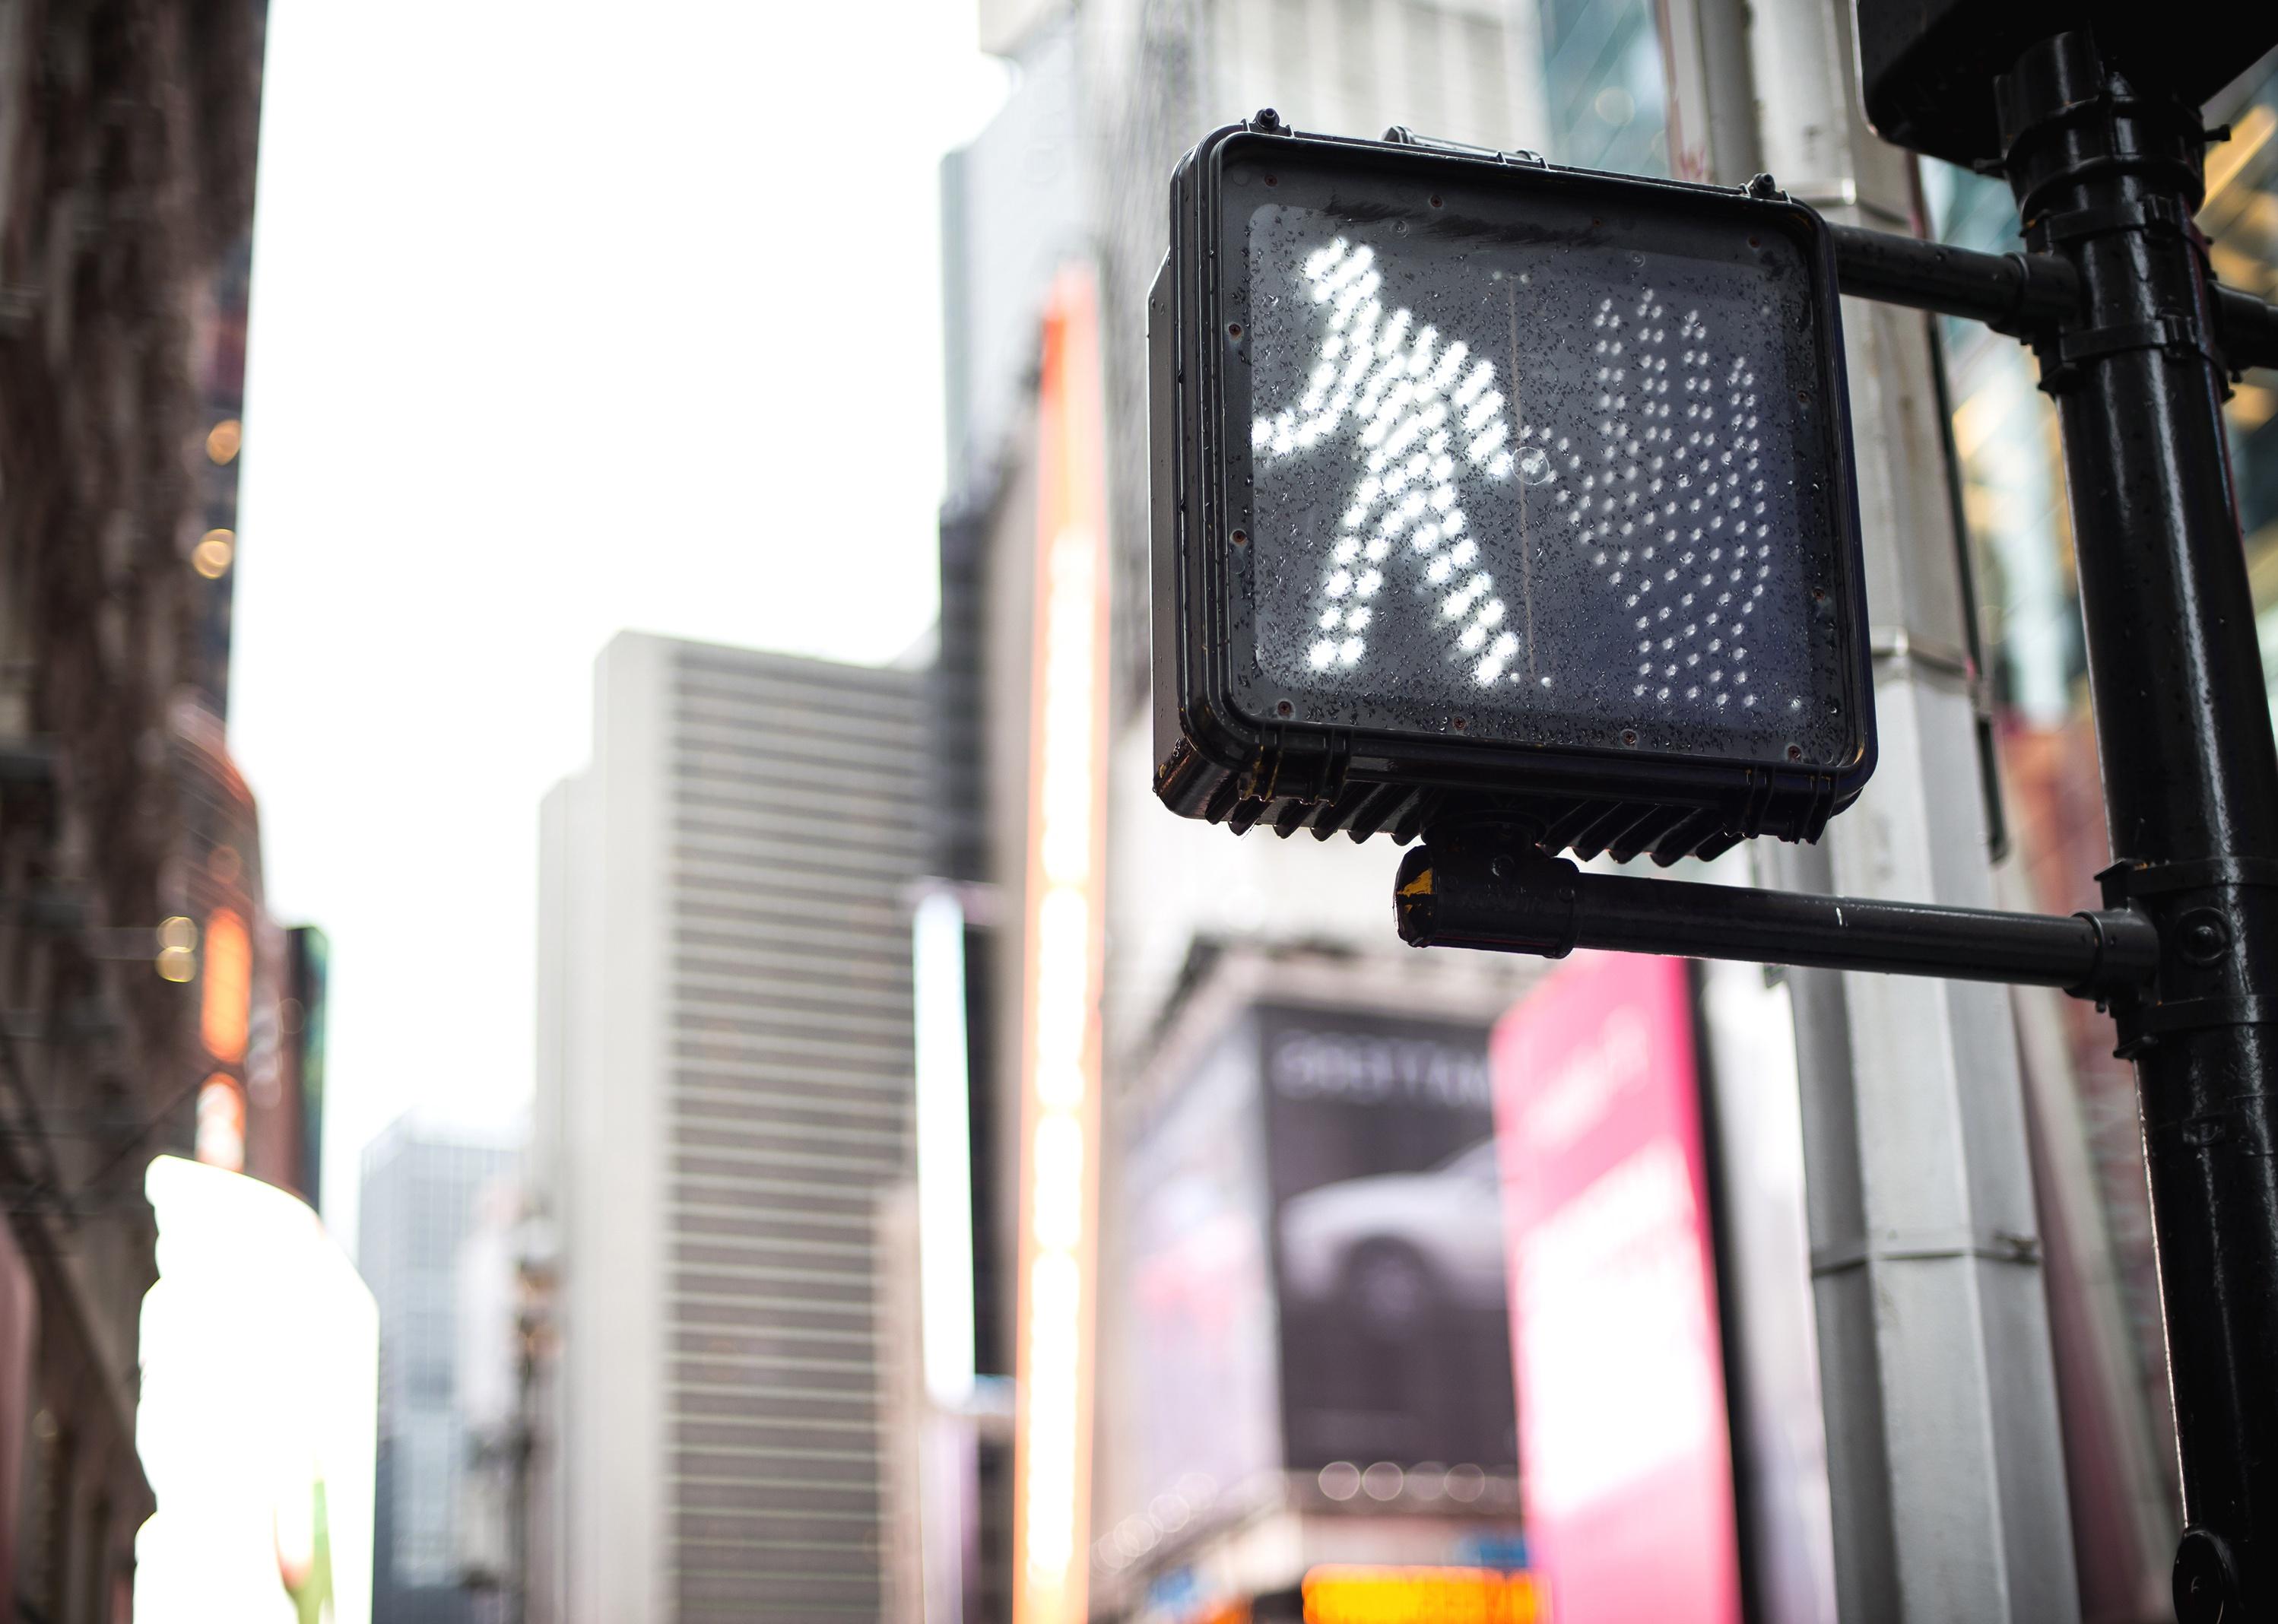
xmin=1150 ymin=118 xmax=1875 ymax=861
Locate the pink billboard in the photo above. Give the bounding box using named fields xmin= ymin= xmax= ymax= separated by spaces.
xmin=1491 ymin=953 xmax=1742 ymax=1624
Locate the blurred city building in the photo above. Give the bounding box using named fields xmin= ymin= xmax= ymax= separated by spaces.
xmin=921 ymin=5 xmax=2278 ymax=1624
xmin=931 ymin=14 xmax=1100 ymax=1613
xmin=931 ymin=5 xmax=1625 ymax=1620
xmin=0 ymin=2 xmax=317 ymax=1616
xmin=170 ymin=712 xmax=329 ymax=1203
xmin=1093 ymin=947 xmax=1533 ymax=1617
xmin=359 ymin=1115 xmax=521 ymax=1624
xmin=452 ymin=1173 xmax=542 ymax=1624
xmin=528 ymin=634 xmax=922 ymax=1622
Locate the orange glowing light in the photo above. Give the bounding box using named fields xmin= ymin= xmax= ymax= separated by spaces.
xmin=200 ymin=909 xmax=251 ymax=1062
xmin=206 ymin=419 xmax=242 ymax=464
xmin=195 ymin=1074 xmax=246 ymax=1172
xmin=1301 ymin=1567 xmax=1546 ymax=1624
xmin=192 ymin=528 xmax=236 ymax=579
xmin=1011 ymin=266 xmax=1109 ymax=1624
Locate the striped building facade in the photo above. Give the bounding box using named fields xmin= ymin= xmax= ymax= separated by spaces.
xmin=533 ymin=633 xmax=922 ymax=1622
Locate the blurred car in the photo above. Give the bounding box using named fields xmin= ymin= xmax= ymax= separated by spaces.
xmin=1277 ymin=1139 xmax=1509 ymax=1328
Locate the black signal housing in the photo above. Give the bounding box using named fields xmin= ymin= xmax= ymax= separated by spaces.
xmin=1150 ymin=120 xmax=1873 ymax=862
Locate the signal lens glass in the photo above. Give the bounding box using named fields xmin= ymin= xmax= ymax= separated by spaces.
xmin=1238 ymin=190 xmax=1853 ymax=764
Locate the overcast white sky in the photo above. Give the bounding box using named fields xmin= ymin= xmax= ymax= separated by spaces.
xmin=233 ymin=2 xmax=1010 ymax=1252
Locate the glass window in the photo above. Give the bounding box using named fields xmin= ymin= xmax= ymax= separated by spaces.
xmin=1535 ymin=0 xmax=1669 ymax=176
xmin=1927 ymin=68 xmax=2278 ymax=735
xmin=2201 ymin=89 xmax=2278 ymax=718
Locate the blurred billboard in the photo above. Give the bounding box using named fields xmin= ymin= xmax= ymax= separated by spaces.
xmin=1109 ymin=974 xmax=1519 ymax=1591
xmin=135 ymin=1155 xmax=379 ymax=1624
xmin=1300 ymin=1563 xmax=1546 ymax=1623
xmin=1261 ymin=1007 xmax=1515 ymax=1480
xmin=1491 ymin=953 xmax=1740 ymax=1624
xmin=1123 ymin=1015 xmax=1281 ymax=1518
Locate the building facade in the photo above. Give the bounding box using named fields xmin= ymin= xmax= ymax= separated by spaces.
xmin=530 ymin=633 xmax=924 ymax=1622
xmin=360 ymin=1116 xmax=520 ymax=1624
xmin=0 ymin=2 xmax=290 ymax=1616
xmin=932 ymin=6 xmax=1584 ymax=1619
xmin=925 ymin=2 xmax=2198 ymax=1619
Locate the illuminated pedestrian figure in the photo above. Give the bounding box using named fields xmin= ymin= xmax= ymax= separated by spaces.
xmin=1253 ymin=238 xmax=1538 ymax=689
xmin=1253 ymin=237 xmax=1778 ymax=712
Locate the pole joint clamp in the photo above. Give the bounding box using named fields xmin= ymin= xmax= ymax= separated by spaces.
xmin=2098 ymin=858 xmax=2278 ymax=1054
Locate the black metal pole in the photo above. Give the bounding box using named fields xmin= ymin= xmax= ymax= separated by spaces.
xmin=1997 ymin=33 xmax=2278 ymax=1621
xmin=1826 ymin=223 xmax=2078 ymax=332
xmin=2216 ymin=283 xmax=2278 ymax=373
xmin=1393 ymin=833 xmax=2159 ymax=994
xmin=1823 ymin=223 xmax=2278 ymax=371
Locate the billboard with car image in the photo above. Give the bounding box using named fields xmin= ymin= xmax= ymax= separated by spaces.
xmin=1105 ymin=990 xmax=1519 ymax=1591
xmin=1258 ymin=1006 xmax=1518 ymax=1489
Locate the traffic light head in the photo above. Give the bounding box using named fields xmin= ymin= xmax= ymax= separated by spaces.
xmin=1150 ymin=122 xmax=1873 ymax=861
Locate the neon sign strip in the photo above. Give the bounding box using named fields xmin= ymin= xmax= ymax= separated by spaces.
xmin=1011 ymin=267 xmax=1109 ymax=1624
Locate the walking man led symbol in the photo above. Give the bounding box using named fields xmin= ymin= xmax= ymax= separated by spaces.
xmin=1252 ymin=237 xmax=1778 ymax=712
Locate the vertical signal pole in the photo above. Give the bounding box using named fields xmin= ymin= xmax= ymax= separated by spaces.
xmin=1997 ymin=34 xmax=2278 ymax=1621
